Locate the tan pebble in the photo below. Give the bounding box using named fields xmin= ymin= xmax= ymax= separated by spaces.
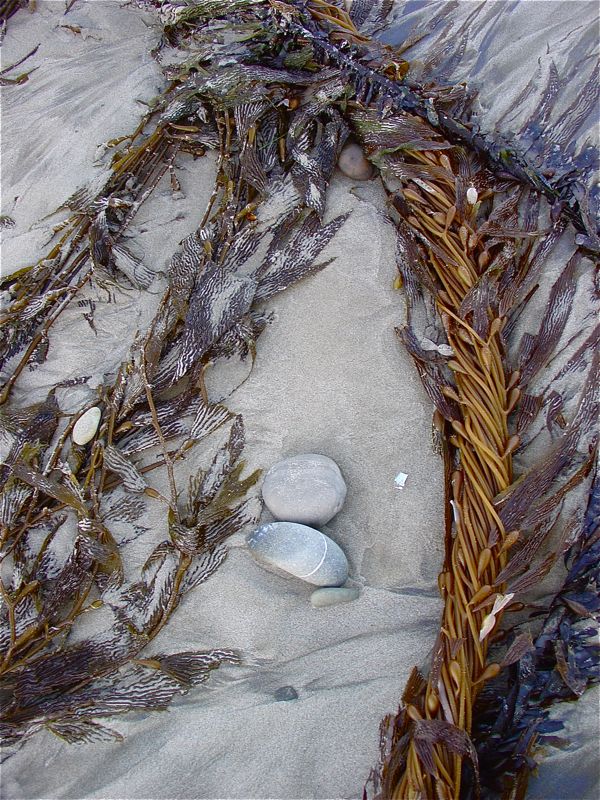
xmin=338 ymin=142 xmax=374 ymax=180
xmin=72 ymin=406 xmax=101 ymax=446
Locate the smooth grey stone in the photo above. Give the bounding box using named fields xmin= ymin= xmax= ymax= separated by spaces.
xmin=262 ymin=453 xmax=347 ymax=526
xmin=310 ymin=587 xmax=360 ymax=608
xmin=274 ymin=686 xmax=298 ymax=702
xmin=246 ymin=521 xmax=348 ymax=587
xmin=338 ymin=142 xmax=374 ymax=180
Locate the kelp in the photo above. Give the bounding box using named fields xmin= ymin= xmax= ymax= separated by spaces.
xmin=1 ymin=1 xmax=598 ymax=797
xmin=470 ymin=467 xmax=600 ymax=799
xmin=0 ymin=4 xmax=350 ymax=749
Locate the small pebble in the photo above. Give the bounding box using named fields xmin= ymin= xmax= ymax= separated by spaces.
xmin=310 ymin=587 xmax=360 ymax=608
xmin=72 ymin=406 xmax=102 ymax=445
xmin=246 ymin=521 xmax=348 ymax=587
xmin=262 ymin=453 xmax=347 ymax=527
xmin=274 ymin=686 xmax=298 ymax=702
xmin=338 ymin=142 xmax=374 ymax=181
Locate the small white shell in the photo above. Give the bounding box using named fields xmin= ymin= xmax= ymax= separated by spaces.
xmin=72 ymin=406 xmax=102 ymax=446
xmin=466 ymin=186 xmax=478 ymax=205
xmin=246 ymin=521 xmax=348 ymax=587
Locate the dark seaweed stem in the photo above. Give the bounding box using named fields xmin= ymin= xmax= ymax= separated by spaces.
xmin=283 ymin=1 xmax=597 ymax=249
xmin=0 ymin=0 xmax=23 ymax=27
xmin=0 ymin=122 xmax=177 ymax=405
xmin=0 ymin=11 xmax=352 ymax=744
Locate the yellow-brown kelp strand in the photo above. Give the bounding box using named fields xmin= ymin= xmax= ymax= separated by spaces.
xmin=395 ymin=147 xmax=515 ymax=800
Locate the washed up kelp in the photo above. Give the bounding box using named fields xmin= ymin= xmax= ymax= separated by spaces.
xmin=0 ymin=5 xmax=350 ymax=748
xmin=471 ymin=468 xmax=600 ymax=798
xmin=359 ymin=120 xmax=599 ymax=799
xmin=1 ymin=1 xmax=598 ymax=797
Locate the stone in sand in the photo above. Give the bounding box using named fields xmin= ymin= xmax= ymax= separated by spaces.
xmin=310 ymin=587 xmax=360 ymax=608
xmin=338 ymin=142 xmax=374 ymax=180
xmin=262 ymin=453 xmax=347 ymax=526
xmin=72 ymin=406 xmax=102 ymax=445
xmin=274 ymin=686 xmax=298 ymax=701
xmin=246 ymin=521 xmax=348 ymax=587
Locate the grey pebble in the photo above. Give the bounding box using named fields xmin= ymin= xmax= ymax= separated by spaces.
xmin=310 ymin=587 xmax=360 ymax=608
xmin=262 ymin=453 xmax=347 ymax=526
xmin=246 ymin=521 xmax=348 ymax=587
xmin=274 ymin=686 xmax=298 ymax=702
xmin=338 ymin=142 xmax=374 ymax=180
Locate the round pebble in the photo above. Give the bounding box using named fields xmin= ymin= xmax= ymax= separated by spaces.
xmin=310 ymin=587 xmax=360 ymax=608
xmin=274 ymin=686 xmax=298 ymax=702
xmin=338 ymin=142 xmax=374 ymax=180
xmin=262 ymin=453 xmax=347 ymax=527
xmin=246 ymin=521 xmax=348 ymax=587
xmin=72 ymin=406 xmax=102 ymax=445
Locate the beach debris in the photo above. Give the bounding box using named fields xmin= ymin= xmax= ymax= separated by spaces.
xmin=274 ymin=686 xmax=298 ymax=701
xmin=338 ymin=141 xmax=374 ymax=180
xmin=1 ymin=0 xmax=597 ymax=783
xmin=310 ymin=586 xmax=360 ymax=608
xmin=420 ymin=337 xmax=454 ymax=358
xmin=394 ymin=472 xmax=408 ymax=489
xmin=72 ymin=406 xmax=101 ymax=445
xmin=466 ymin=186 xmax=478 ymax=204
xmin=246 ymin=521 xmax=349 ymax=587
xmin=262 ymin=454 xmax=347 ymax=527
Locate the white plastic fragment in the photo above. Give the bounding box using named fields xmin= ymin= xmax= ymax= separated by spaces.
xmin=394 ymin=472 xmax=408 ymax=489
xmin=72 ymin=406 xmax=102 ymax=446
xmin=467 ymin=186 xmax=478 ymax=205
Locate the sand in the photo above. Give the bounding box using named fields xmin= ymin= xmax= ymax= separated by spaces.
xmin=0 ymin=2 xmax=598 ymax=799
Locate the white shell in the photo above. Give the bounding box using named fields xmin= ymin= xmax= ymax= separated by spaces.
xmin=72 ymin=406 xmax=102 ymax=445
xmin=262 ymin=453 xmax=347 ymax=526
xmin=310 ymin=587 xmax=359 ymax=608
xmin=466 ymin=186 xmax=478 ymax=205
xmin=246 ymin=521 xmax=348 ymax=587
xmin=338 ymin=142 xmax=374 ymax=181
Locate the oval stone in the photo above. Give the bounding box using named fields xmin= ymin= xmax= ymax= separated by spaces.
xmin=246 ymin=521 xmax=348 ymax=587
xmin=72 ymin=406 xmax=102 ymax=445
xmin=310 ymin=587 xmax=360 ymax=608
xmin=338 ymin=142 xmax=374 ymax=180
xmin=262 ymin=454 xmax=347 ymax=526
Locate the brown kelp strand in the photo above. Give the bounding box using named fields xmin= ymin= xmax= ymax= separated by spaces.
xmin=1 ymin=1 xmax=598 ymax=794
xmin=357 ymin=119 xmax=598 ymax=798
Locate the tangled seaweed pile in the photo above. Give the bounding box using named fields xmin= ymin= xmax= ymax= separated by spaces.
xmin=1 ymin=2 xmax=598 ymax=798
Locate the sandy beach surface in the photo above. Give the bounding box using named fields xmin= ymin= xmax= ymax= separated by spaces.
xmin=1 ymin=2 xmax=598 ymax=798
